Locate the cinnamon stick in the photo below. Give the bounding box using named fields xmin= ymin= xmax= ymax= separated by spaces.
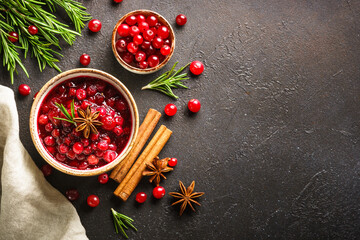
xmin=114 ymin=125 xmax=172 ymax=201
xmin=110 ymin=108 xmax=161 ymax=182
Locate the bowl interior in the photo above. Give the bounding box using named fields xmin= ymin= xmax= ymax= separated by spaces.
xmin=111 ymin=9 xmax=176 ymax=74
xmin=30 ymin=69 xmax=139 ymax=176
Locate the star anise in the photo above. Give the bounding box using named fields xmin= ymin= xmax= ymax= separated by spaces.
xmin=142 ymin=157 xmax=173 ymax=186
xmin=73 ymin=106 xmax=103 ymax=138
xmin=169 ymin=181 xmax=204 ymax=216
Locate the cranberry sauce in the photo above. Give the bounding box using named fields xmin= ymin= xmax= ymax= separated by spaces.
xmin=37 ymin=76 xmax=132 ymax=170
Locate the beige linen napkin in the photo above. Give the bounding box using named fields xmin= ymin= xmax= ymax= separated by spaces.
xmin=0 ymin=86 xmax=88 ymax=240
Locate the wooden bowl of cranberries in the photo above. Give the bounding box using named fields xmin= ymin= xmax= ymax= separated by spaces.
xmin=112 ymin=10 xmax=175 ymax=74
xmin=30 ymin=69 xmax=139 ymax=176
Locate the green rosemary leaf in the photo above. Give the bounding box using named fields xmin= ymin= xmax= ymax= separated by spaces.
xmin=142 ymin=62 xmax=190 ymax=99
xmin=70 ymin=99 xmax=75 ymax=119
xmin=53 ymin=117 xmax=75 ymax=124
xmin=111 ymin=208 xmax=137 ymax=239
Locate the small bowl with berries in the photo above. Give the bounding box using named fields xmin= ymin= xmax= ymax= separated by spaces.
xmin=112 ymin=9 xmax=175 ymax=74
xmin=30 ymin=68 xmax=139 ymax=176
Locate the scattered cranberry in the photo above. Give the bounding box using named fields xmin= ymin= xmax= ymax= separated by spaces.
xmin=164 ymin=104 xmax=177 ymax=116
xmin=176 ymin=14 xmax=187 ymax=26
xmin=80 ymin=54 xmax=91 ymax=66
xmin=117 ymin=24 xmax=130 ymax=37
xmin=148 ymin=55 xmax=159 ymax=68
xmin=88 ymin=19 xmax=102 ymax=32
xmin=153 ymin=186 xmax=166 ymax=199
xmin=190 ymin=61 xmax=204 ymax=75
xmin=8 ymin=31 xmax=19 ymax=43
xmin=188 ymin=99 xmax=201 ymax=112
xmin=41 ymin=164 xmax=52 ymax=177
xmin=135 ymin=192 xmax=147 ymax=203
xmin=33 ymin=91 xmax=39 ymax=100
xmin=98 ymin=173 xmax=109 ymax=184
xmin=28 ymin=25 xmax=38 ymax=35
xmin=66 ymin=189 xmax=80 ymax=201
xmin=168 ymin=157 xmax=178 ymax=167
xmin=160 ymin=45 xmax=171 ymax=56
xmin=18 ymin=84 xmax=31 ymax=96
xmin=87 ymin=194 xmax=100 ymax=207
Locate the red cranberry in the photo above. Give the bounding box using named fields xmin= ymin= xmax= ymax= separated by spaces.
xmin=108 ymin=144 xmax=117 ymax=151
xmin=146 ymin=15 xmax=158 ymax=27
xmin=76 ymin=88 xmax=86 ymax=100
xmin=81 ymin=100 xmax=91 ymax=110
xmin=97 ymin=140 xmax=109 ymax=151
xmin=87 ymin=155 xmax=99 ymax=165
xmin=141 ymin=41 xmax=151 ymax=50
xmin=98 ymin=173 xmax=109 ymax=184
xmin=72 ymin=142 xmax=84 ymax=154
xmin=56 ymin=153 xmax=66 ymax=162
xmin=148 ymin=55 xmax=160 ymax=68
xmin=81 ymin=138 xmax=90 ymax=147
xmin=66 ymin=189 xmax=80 ymax=201
xmin=83 ymin=146 xmax=92 ymax=155
xmin=41 ymin=164 xmax=52 ymax=177
xmin=115 ymin=99 xmax=127 ymax=111
xmin=89 ymin=19 xmax=102 ymax=32
xmin=129 ymin=26 xmax=140 ymax=37
xmin=44 ymin=123 xmax=53 ymax=132
xmin=127 ymin=42 xmax=138 ymax=54
xmin=103 ymin=135 xmax=111 ymax=143
xmin=139 ymin=61 xmax=148 ymax=69
xmin=116 ymin=39 xmax=128 ymax=53
xmin=135 ymin=192 xmax=147 ymax=203
xmin=121 ymin=52 xmax=134 ymax=64
xmin=145 ymin=45 xmax=156 ymax=56
xmin=113 ymin=126 xmax=123 ymax=136
xmin=8 ymin=31 xmax=19 ymax=43
xmin=51 ymin=129 xmax=60 ymax=138
xmin=126 ymin=15 xmax=137 ymax=25
xmin=28 ymin=25 xmax=38 ymax=35
xmin=160 ymin=45 xmax=171 ymax=55
xmin=38 ymin=114 xmax=49 ymax=125
xmin=103 ymin=150 xmax=117 ymax=162
xmin=190 ymin=61 xmax=204 ymax=75
xmin=95 ymin=150 xmax=104 ymax=158
xmin=59 ymin=144 xmax=69 ymax=154
xmin=188 ymin=99 xmax=201 ymax=112
xmin=78 ymin=161 xmax=89 ymax=170
xmin=90 ymin=133 xmax=99 ymax=141
xmin=168 ymin=158 xmax=178 ymax=167
xmin=66 ymin=150 xmax=76 ymax=160
xmin=63 ymin=136 xmax=72 ymax=146
xmin=117 ymin=24 xmax=130 ymax=37
xmin=114 ymin=116 xmax=124 ymax=126
xmin=153 ymin=186 xmax=166 ymax=199
xmin=133 ymin=34 xmax=143 ymax=45
xmin=18 ymin=84 xmax=31 ymax=96
xmin=137 ymin=14 xmax=146 ymax=23
xmin=80 ymin=53 xmax=91 ymax=66
xmin=87 ymin=195 xmax=100 ymax=207
xmin=96 ymin=107 xmax=106 ymax=117
xmin=44 ymin=136 xmax=55 ymax=146
xmin=143 ymin=29 xmax=155 ymax=41
xmin=114 ymin=0 xmax=123 ymax=2
xmin=157 ymin=26 xmax=169 ymax=39
xmin=94 ymin=94 xmax=105 ymax=105
xmin=138 ymin=21 xmax=149 ymax=33
xmin=176 ymin=14 xmax=187 ymax=26
xmin=101 ymin=115 xmax=117 ymax=130
xmin=135 ymin=51 xmax=146 ymax=62
xmin=47 ymin=146 xmax=56 ymax=154
xmin=164 ymin=39 xmax=171 ymax=46
xmin=87 ymin=85 xmax=97 ymax=96
xmin=152 ymin=37 xmax=164 ymax=49
xmin=106 ymin=97 xmax=116 ymax=107
xmin=68 ymin=88 xmax=76 ymax=97
xmin=164 ymin=104 xmax=177 ymax=116
xmin=68 ymin=160 xmax=79 ymax=168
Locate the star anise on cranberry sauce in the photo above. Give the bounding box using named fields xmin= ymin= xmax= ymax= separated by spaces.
xmin=169 ymin=181 xmax=205 ymax=216
xmin=74 ymin=106 xmax=103 ymax=139
xmin=142 ymin=156 xmax=173 ymax=186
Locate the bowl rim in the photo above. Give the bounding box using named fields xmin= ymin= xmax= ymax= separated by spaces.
xmin=29 ymin=68 xmax=139 ymax=176
xmin=111 ymin=9 xmax=176 ymax=74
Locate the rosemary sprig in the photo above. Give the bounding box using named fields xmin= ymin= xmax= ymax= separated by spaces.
xmin=111 ymin=208 xmax=137 ymax=239
xmin=0 ymin=0 xmax=91 ymax=83
xmin=142 ymin=62 xmax=190 ymax=99
xmin=53 ymin=100 xmax=76 ymax=125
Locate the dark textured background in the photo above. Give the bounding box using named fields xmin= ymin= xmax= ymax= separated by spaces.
xmin=1 ymin=0 xmax=360 ymax=239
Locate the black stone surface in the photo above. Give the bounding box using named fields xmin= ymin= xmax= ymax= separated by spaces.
xmin=1 ymin=0 xmax=359 ymax=239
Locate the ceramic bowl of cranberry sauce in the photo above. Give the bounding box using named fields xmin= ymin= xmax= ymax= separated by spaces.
xmin=112 ymin=9 xmax=175 ymax=74
xmin=30 ymin=69 xmax=139 ymax=176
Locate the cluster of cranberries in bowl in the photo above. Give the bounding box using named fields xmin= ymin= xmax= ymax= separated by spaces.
xmin=37 ymin=76 xmax=132 ymax=170
xmin=115 ymin=14 xmax=172 ymax=69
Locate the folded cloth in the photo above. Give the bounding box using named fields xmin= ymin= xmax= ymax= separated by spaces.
xmin=0 ymin=86 xmax=88 ymax=240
